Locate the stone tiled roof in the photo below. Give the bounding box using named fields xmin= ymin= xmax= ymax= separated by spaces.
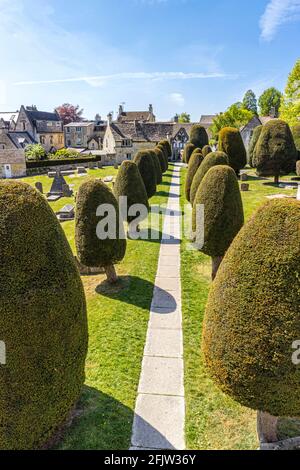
xmin=117 ymin=111 xmax=153 ymax=123
xmin=8 ymin=131 xmax=36 ymax=148
xmin=25 ymin=108 xmax=61 ymax=123
xmin=110 ymin=122 xmax=196 ymax=143
xmin=199 ymin=115 xmax=217 ymax=126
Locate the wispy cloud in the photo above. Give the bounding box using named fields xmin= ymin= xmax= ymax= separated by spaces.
xmin=14 ymin=71 xmax=236 ymax=87
xmin=260 ymin=0 xmax=300 ymax=41
xmin=169 ymin=92 xmax=185 ymax=107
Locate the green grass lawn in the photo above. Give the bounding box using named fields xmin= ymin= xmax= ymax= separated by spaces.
xmin=18 ymin=164 xmax=174 ymax=450
xmin=180 ymin=167 xmax=298 ymax=450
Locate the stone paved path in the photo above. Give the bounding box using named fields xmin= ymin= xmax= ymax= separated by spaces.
xmin=131 ymin=164 xmax=185 ymax=450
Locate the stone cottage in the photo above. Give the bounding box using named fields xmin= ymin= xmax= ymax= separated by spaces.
xmin=65 ymin=118 xmax=107 ymax=151
xmin=15 ymin=105 xmax=64 ymax=152
xmin=0 ymin=127 xmax=34 ymax=178
xmin=240 ymin=114 xmax=276 ymax=150
xmin=117 ymin=104 xmax=156 ymax=123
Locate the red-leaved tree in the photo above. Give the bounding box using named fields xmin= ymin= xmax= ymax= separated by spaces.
xmin=55 ymin=103 xmax=84 ymax=125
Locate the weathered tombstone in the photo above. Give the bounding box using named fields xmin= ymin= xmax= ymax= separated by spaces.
xmin=240 ymin=173 xmax=248 ymax=181
xmin=62 ymin=184 xmax=73 ymax=198
xmin=97 ymin=161 xmax=103 ymax=169
xmin=47 ymin=172 xmax=67 ymax=200
xmin=48 ymin=171 xmax=56 ymax=178
xmin=35 ymin=182 xmax=43 ymax=194
xmin=241 ymin=183 xmax=249 ymax=192
xmin=77 ymin=167 xmax=87 ymax=175
xmin=88 ymin=162 xmax=94 ymax=169
xmin=57 ymin=204 xmax=75 ymax=221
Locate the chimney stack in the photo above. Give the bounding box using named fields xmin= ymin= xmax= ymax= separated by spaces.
xmin=107 ymin=113 xmax=113 ymax=125
xmin=149 ymin=104 xmax=153 ymax=114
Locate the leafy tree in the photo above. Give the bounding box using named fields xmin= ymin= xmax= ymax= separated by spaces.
xmin=177 ymin=112 xmax=191 ymax=123
xmin=243 ymin=89 xmax=258 ymax=114
xmin=55 ymin=103 xmax=84 ymax=125
xmin=210 ymin=103 xmax=253 ymax=139
xmin=292 ymin=124 xmax=300 ymax=151
xmin=25 ymin=144 xmax=47 ymax=161
xmin=280 ymin=59 xmax=300 ymax=126
xmin=258 ymin=87 xmax=282 ymax=117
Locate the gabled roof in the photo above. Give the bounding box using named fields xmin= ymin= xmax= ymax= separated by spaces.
xmin=22 ymin=106 xmax=61 ymax=124
xmin=199 ymin=115 xmax=217 ymax=125
xmin=109 ymin=121 xmax=197 ymax=143
xmin=7 ymin=131 xmax=36 ymax=148
xmin=117 ymin=111 xmax=153 ymax=123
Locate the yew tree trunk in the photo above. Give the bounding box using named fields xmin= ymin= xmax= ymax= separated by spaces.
xmin=257 ymin=411 xmax=278 ymax=444
xmin=211 ymin=256 xmax=223 ymax=281
xmin=104 ymin=264 xmax=118 ymax=284
xmin=274 ymin=174 xmax=279 ymax=185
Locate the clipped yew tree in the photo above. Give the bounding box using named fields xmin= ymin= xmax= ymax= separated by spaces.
xmin=154 ymin=146 xmax=167 ymax=173
xmin=202 ymin=145 xmax=212 ymax=157
xmin=185 ymin=150 xmax=203 ymax=202
xmin=202 ymin=198 xmax=300 ymax=443
xmin=183 ymin=142 xmax=196 ymax=164
xmin=0 ymin=181 xmax=88 ymax=450
xmin=190 ymin=151 xmax=229 ymax=206
xmin=76 ymin=179 xmax=126 ymax=283
xmin=149 ymin=149 xmax=162 ymax=185
xmin=192 ymin=165 xmax=244 ymax=279
xmin=253 ymin=119 xmax=297 ymax=184
xmin=218 ymin=127 xmax=247 ymax=175
xmin=113 ymin=160 xmax=150 ymax=227
xmin=190 ymin=124 xmax=209 ymax=149
xmin=292 ymin=124 xmax=300 ymax=153
xmin=159 ymin=139 xmax=172 ymax=159
xmin=157 ymin=144 xmax=169 ymax=171
xmin=133 ymin=150 xmax=157 ymax=198
xmin=248 ymin=125 xmax=262 ymax=167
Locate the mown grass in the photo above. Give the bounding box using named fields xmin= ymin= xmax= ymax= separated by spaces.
xmin=18 ymin=165 xmax=174 ymax=449
xmin=180 ymin=167 xmax=298 ymax=450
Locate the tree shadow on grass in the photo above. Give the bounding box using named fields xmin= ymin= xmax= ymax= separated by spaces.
xmin=96 ymin=275 xmax=177 ymax=313
xmin=57 ymin=386 xmax=175 ymax=450
xmin=156 ymin=191 xmax=179 ymax=198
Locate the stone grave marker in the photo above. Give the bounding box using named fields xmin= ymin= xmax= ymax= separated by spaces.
xmin=62 ymin=184 xmax=73 ymax=197
xmin=57 ymin=204 xmax=75 ymax=221
xmin=35 ymin=182 xmax=43 ymax=194
xmin=240 ymin=173 xmax=248 ymax=181
xmin=241 ymin=183 xmax=249 ymax=192
xmin=77 ymin=166 xmax=87 ymax=175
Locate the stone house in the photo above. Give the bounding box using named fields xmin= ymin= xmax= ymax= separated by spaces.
xmin=117 ymin=104 xmax=156 ymax=123
xmin=65 ymin=118 xmax=107 ymax=151
xmin=240 ymin=115 xmax=276 ymax=150
xmin=199 ymin=115 xmax=217 ymax=138
xmin=0 ymin=127 xmax=34 ymax=178
xmin=15 ymin=105 xmax=64 ymax=152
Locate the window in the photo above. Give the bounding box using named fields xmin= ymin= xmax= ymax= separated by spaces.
xmin=50 ymin=136 xmax=54 ymax=145
xmin=122 ymin=139 xmax=132 ymax=147
xmin=67 ymin=140 xmax=71 ymax=147
xmin=0 ymin=144 xmax=5 ymax=149
xmin=76 ymin=127 xmax=82 ymax=132
xmin=40 ymin=135 xmax=46 ymax=145
xmin=66 ymin=127 xmax=70 ymax=133
xmin=59 ymin=135 xmax=63 ymax=144
xmin=22 ymin=122 xmax=26 ymax=131
xmin=126 ymin=154 xmax=132 ymax=160
xmin=76 ymin=138 xmax=82 ymax=145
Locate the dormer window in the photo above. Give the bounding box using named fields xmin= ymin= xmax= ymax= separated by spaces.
xmin=122 ymin=139 xmax=132 ymax=147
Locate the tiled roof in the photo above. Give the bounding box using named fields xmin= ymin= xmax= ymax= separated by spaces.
xmin=65 ymin=121 xmax=94 ymax=127
xmin=110 ymin=122 xmax=196 ymax=142
xmin=25 ymin=108 xmax=61 ymax=123
xmin=117 ymin=111 xmax=153 ymax=123
xmin=199 ymin=115 xmax=217 ymax=125
xmin=8 ymin=131 xmax=36 ymax=148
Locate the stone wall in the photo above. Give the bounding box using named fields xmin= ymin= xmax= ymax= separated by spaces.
xmin=0 ymin=149 xmax=27 ymax=178
xmin=65 ymin=123 xmax=95 ymax=148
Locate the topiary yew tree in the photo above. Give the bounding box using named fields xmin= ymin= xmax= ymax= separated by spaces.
xmin=185 ymin=150 xmax=203 ymax=202
xmin=76 ymin=179 xmax=126 ymax=283
xmin=183 ymin=142 xmax=196 ymax=164
xmin=218 ymin=127 xmax=247 ymax=175
xmin=192 ymin=165 xmax=244 ymax=279
xmin=248 ymin=125 xmax=262 ymax=168
xmin=253 ymin=119 xmax=297 ymax=184
xmin=159 ymin=139 xmax=172 ymax=159
xmin=0 ymin=181 xmax=88 ymax=450
xmin=154 ymin=146 xmax=167 ymax=173
xmin=190 ymin=151 xmax=229 ymax=206
xmin=202 ymin=198 xmax=300 ymax=443
xmin=113 ymin=160 xmax=150 ymax=227
xmin=190 ymin=124 xmax=209 ymax=149
xmin=202 ymin=145 xmax=212 ymax=157
xmin=149 ymin=149 xmax=162 ymax=185
xmin=133 ymin=150 xmax=157 ymax=198
xmin=292 ymin=124 xmax=300 ymax=152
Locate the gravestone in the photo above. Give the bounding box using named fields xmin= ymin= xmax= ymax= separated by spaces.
xmin=88 ymin=162 xmax=95 ymax=169
xmin=57 ymin=204 xmax=75 ymax=221
xmin=103 ymin=176 xmax=114 ymax=183
xmin=240 ymin=173 xmax=248 ymax=181
xmin=62 ymin=184 xmax=73 ymax=197
xmin=97 ymin=161 xmax=103 ymax=169
xmin=35 ymin=182 xmax=43 ymax=194
xmin=241 ymin=183 xmax=249 ymax=192
xmin=47 ymin=172 xmax=67 ymax=198
xmin=77 ymin=167 xmax=87 ymax=175
xmin=48 ymin=171 xmax=56 ymax=178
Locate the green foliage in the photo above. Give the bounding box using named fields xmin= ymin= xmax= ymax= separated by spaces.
xmin=243 ymin=90 xmax=258 ymax=114
xmin=185 ymin=150 xmax=204 ymax=202
xmin=190 ymin=125 xmax=209 ymax=149
xmin=133 ymin=150 xmax=157 ymax=198
xmin=248 ymin=125 xmax=263 ymax=167
xmin=149 ymin=149 xmax=162 ymax=185
xmin=218 ymin=127 xmax=247 ymax=174
xmin=192 ymin=165 xmax=244 ymax=257
xmin=202 ymin=198 xmax=300 ymax=417
xmin=258 ymin=87 xmax=282 ymax=117
xmin=154 ymin=146 xmax=167 ymax=173
xmin=292 ymin=124 xmax=300 ymax=151
xmin=210 ymin=103 xmax=254 ymax=140
xmin=280 ymin=59 xmax=300 ymax=126
xmin=253 ymin=119 xmax=297 ymax=181
xmin=113 ymin=160 xmax=149 ymax=223
xmin=190 ymin=151 xmax=229 ymax=206
xmin=202 ymin=145 xmax=212 ymax=157
xmin=183 ymin=143 xmax=196 ymax=164
xmin=158 ymin=140 xmax=172 ymax=158
xmin=177 ymin=112 xmax=191 ymax=123
xmin=75 ymin=179 xmax=126 ymax=267
xmin=53 ymin=148 xmax=81 ymax=159
xmin=296 ymin=161 xmax=300 ymax=176
xmin=25 ymin=144 xmax=47 ymax=161
xmin=0 ymin=181 xmax=88 ymax=449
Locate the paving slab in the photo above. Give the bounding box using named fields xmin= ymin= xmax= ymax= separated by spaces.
xmin=149 ymin=308 xmax=182 ymax=330
xmin=157 ymin=264 xmax=180 ymax=279
xmin=138 ymin=356 xmax=184 ymax=396
xmin=144 ymin=329 xmax=183 ymax=358
xmin=159 ymin=255 xmax=180 ymax=267
xmin=155 ymin=277 xmax=180 ymax=292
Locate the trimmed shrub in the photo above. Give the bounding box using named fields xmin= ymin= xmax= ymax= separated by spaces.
xmin=248 ymin=125 xmax=262 ymax=167
xmin=113 ymin=160 xmax=149 ymax=224
xmin=185 ymin=150 xmax=204 ymax=202
xmin=0 ymin=181 xmax=88 ymax=449
xmin=183 ymin=142 xmax=196 ymax=164
xmin=253 ymin=119 xmax=297 ymax=184
xmin=292 ymin=124 xmax=300 ymax=151
xmin=190 ymin=124 xmax=209 ymax=149
xmin=218 ymin=127 xmax=247 ymax=175
xmin=202 ymin=145 xmax=212 ymax=157
xmin=149 ymin=149 xmax=162 ymax=185
xmin=190 ymin=151 xmax=229 ymax=206
xmin=202 ymin=198 xmax=300 ymax=423
xmin=192 ymin=165 xmax=244 ymax=278
xmin=159 ymin=140 xmax=172 ymax=158
xmin=133 ymin=150 xmax=157 ymax=198
xmin=75 ymin=179 xmax=126 ymax=283
xmin=157 ymin=144 xmax=169 ymax=171
xmin=154 ymin=146 xmax=167 ymax=173
xmin=297 ymin=161 xmax=300 ymax=176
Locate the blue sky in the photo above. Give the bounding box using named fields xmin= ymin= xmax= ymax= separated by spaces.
xmin=0 ymin=0 xmax=299 ymax=121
